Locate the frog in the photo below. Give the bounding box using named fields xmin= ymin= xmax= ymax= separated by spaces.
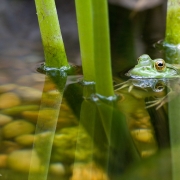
xmin=115 ymin=54 xmax=180 ymax=109
xmin=126 ymin=54 xmax=179 ymax=78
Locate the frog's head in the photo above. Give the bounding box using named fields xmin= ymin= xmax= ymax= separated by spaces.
xmin=127 ymin=54 xmax=178 ymax=78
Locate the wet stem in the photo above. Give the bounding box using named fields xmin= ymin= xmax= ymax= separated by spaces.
xmin=34 ymin=0 xmax=69 ymax=69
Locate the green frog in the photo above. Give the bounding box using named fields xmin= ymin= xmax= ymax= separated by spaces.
xmin=115 ymin=54 xmax=180 ymax=109
xmin=126 ymin=54 xmax=179 ymax=78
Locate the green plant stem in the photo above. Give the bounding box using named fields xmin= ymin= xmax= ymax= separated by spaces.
xmin=165 ymin=2 xmax=180 ymax=178
xmin=75 ymin=0 xmax=95 ymax=81
xmin=34 ymin=0 xmax=68 ymax=68
xmin=91 ymin=0 xmax=114 ymax=97
xmin=75 ymin=0 xmax=114 ymax=96
xmin=166 ymin=3 xmax=180 ymax=45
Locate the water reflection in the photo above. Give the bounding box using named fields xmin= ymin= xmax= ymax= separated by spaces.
xmin=115 ymin=76 xmax=180 ymax=179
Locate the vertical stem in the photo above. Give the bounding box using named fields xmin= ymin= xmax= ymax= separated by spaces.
xmin=166 ymin=0 xmax=180 ymax=45
xmin=164 ymin=1 xmax=180 ymax=179
xmin=75 ymin=0 xmax=95 ymax=81
xmin=75 ymin=0 xmax=114 ymax=96
xmin=35 ymin=0 xmax=68 ymax=68
xmin=90 ymin=1 xmax=114 ymax=173
xmin=168 ymin=95 xmax=180 ymax=180
xmin=92 ymin=0 xmax=114 ymax=97
xmin=163 ymin=0 xmax=180 ymax=63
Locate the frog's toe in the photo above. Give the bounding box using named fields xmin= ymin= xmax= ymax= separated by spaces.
xmin=128 ymin=85 xmax=134 ymax=92
xmin=145 ymin=97 xmax=163 ymax=109
xmin=115 ymin=84 xmax=128 ymax=90
xmin=115 ymin=83 xmax=134 ymax=92
xmin=114 ymin=81 xmax=131 ymax=91
xmin=145 ymin=96 xmax=167 ymax=109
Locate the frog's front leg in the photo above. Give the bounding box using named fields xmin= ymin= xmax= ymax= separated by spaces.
xmin=114 ymin=79 xmax=134 ymax=92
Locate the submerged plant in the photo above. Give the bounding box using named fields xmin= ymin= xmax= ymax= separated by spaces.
xmin=29 ymin=1 xmax=70 ymax=179
xmin=75 ymin=0 xmax=140 ymax=173
xmin=33 ymin=0 xmax=139 ymax=177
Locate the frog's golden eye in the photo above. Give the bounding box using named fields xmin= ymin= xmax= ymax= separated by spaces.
xmin=154 ymin=59 xmax=166 ymax=71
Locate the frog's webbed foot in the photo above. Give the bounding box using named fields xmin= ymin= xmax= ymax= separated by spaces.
xmin=114 ymin=80 xmax=134 ymax=92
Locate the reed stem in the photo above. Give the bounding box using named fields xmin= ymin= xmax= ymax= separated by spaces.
xmin=166 ymin=0 xmax=180 ymax=45
xmin=75 ymin=0 xmax=95 ymax=81
xmin=75 ymin=0 xmax=114 ymax=97
xmin=35 ymin=0 xmax=68 ymax=69
xmin=91 ymin=0 xmax=114 ymax=97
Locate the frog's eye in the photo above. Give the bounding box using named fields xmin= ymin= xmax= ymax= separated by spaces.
xmin=153 ymin=81 xmax=165 ymax=92
xmin=154 ymin=59 xmax=166 ymax=71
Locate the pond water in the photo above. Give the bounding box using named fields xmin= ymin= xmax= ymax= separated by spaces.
xmin=0 ymin=59 xmax=179 ymax=180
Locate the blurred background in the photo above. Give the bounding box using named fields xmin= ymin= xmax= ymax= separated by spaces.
xmin=0 ymin=0 xmax=167 ymax=73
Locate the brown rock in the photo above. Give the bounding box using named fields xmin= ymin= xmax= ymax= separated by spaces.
xmin=2 ymin=120 xmax=35 ymax=139
xmin=0 ymin=154 xmax=8 ymax=168
xmin=7 ymin=150 xmax=41 ymax=172
xmin=31 ymin=73 xmax=45 ymax=82
xmin=1 ymin=105 xmax=39 ymax=116
xmin=42 ymin=80 xmax=56 ymax=92
xmin=21 ymin=111 xmax=39 ymax=123
xmin=0 ymin=92 xmax=21 ymax=109
xmin=49 ymin=163 xmax=65 ymax=176
xmin=131 ymin=129 xmax=155 ymax=143
xmin=16 ymin=73 xmax=44 ymax=87
xmin=15 ymin=134 xmax=35 ymax=146
xmin=0 ymin=141 xmax=22 ymax=154
xmin=32 ymin=83 xmax=44 ymax=91
xmin=0 ymin=114 xmax=13 ymax=126
xmin=16 ymin=75 xmax=36 ymax=86
xmin=0 ymin=84 xmax=17 ymax=93
xmin=70 ymin=162 xmax=109 ymax=180
xmin=15 ymin=86 xmax=42 ymax=102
